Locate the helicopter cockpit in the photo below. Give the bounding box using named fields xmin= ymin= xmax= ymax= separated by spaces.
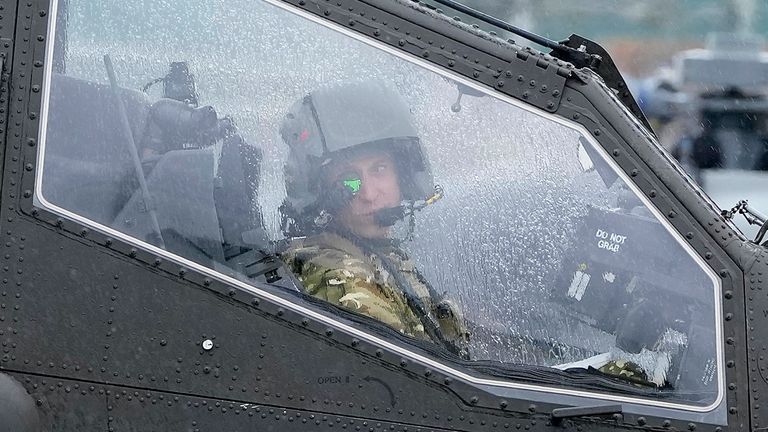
xmin=34 ymin=0 xmax=724 ymax=421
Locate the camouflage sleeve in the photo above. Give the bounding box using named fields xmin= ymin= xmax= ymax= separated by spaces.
xmin=434 ymin=298 xmax=470 ymax=353
xmin=288 ymin=249 xmax=427 ymax=339
xmin=598 ymin=360 xmax=658 ymax=387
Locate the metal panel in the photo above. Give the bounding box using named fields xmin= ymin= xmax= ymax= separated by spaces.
xmin=0 ymin=0 xmax=759 ymax=431
xmin=10 ymin=372 xmax=108 ymax=432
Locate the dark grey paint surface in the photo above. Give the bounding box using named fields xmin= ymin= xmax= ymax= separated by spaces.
xmin=0 ymin=0 xmax=761 ymax=431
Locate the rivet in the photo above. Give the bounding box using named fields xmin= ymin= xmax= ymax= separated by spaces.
xmin=725 ymin=313 xmax=733 ymax=321
xmin=251 ymin=298 xmax=259 ymax=306
xmin=470 ymin=396 xmax=478 ymax=404
xmin=729 ymin=407 xmax=738 ymax=415
xmin=720 ymin=269 xmax=729 ymax=277
xmin=727 ymin=360 xmax=735 ymax=368
xmin=705 ymin=252 xmax=713 ymax=259
xmin=612 ymin=149 xmax=620 ymax=156
xmin=668 ymin=211 xmax=676 ymax=218
xmin=725 ymin=291 xmax=733 ymax=299
xmin=649 ymin=190 xmax=657 ymax=198
xmin=500 ymin=400 xmax=507 ymax=408
xmin=528 ymin=404 xmax=536 ymax=413
xmin=24 ymin=163 xmax=33 ymax=171
xmin=593 ymin=130 xmax=601 ymax=136
xmin=325 ymin=328 xmax=333 ymax=336
xmin=688 ymin=423 xmax=696 ymax=431
xmin=637 ymin=417 xmax=646 ymax=426
xmin=727 ymin=337 xmax=735 ymax=345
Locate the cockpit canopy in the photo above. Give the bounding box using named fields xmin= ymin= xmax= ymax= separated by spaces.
xmin=36 ymin=0 xmax=723 ymax=418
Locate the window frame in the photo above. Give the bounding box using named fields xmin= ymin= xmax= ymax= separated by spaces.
xmin=33 ymin=0 xmax=726 ymax=416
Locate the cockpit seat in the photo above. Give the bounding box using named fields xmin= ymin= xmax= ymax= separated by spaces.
xmin=41 ymin=73 xmax=284 ymax=282
xmin=42 ymin=73 xmax=150 ymax=227
xmin=112 ymin=148 xmax=226 ymax=266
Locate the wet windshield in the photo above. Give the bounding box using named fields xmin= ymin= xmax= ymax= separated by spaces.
xmin=441 ymin=0 xmax=768 ymax=239
xmin=38 ymin=0 xmax=721 ymax=409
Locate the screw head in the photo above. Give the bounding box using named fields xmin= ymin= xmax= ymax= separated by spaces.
xmin=202 ymin=339 xmax=213 ymax=351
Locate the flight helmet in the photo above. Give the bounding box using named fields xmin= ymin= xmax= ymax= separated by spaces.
xmin=279 ymin=81 xmax=434 ymax=235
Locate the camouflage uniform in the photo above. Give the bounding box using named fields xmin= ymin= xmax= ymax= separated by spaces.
xmin=598 ymin=360 xmax=654 ymax=387
xmin=281 ymin=231 xmax=469 ymax=356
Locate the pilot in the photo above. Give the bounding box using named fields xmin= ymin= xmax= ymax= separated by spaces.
xmin=278 ymin=81 xmax=469 ymax=358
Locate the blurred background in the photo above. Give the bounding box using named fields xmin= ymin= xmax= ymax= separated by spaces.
xmin=446 ymin=0 xmax=768 ymax=238
xmin=455 ymin=0 xmax=764 ymax=75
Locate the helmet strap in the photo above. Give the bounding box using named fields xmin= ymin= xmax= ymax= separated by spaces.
xmin=406 ymin=208 xmax=416 ymax=241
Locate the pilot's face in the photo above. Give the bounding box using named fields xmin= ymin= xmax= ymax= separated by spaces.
xmin=326 ymin=151 xmax=401 ymax=239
